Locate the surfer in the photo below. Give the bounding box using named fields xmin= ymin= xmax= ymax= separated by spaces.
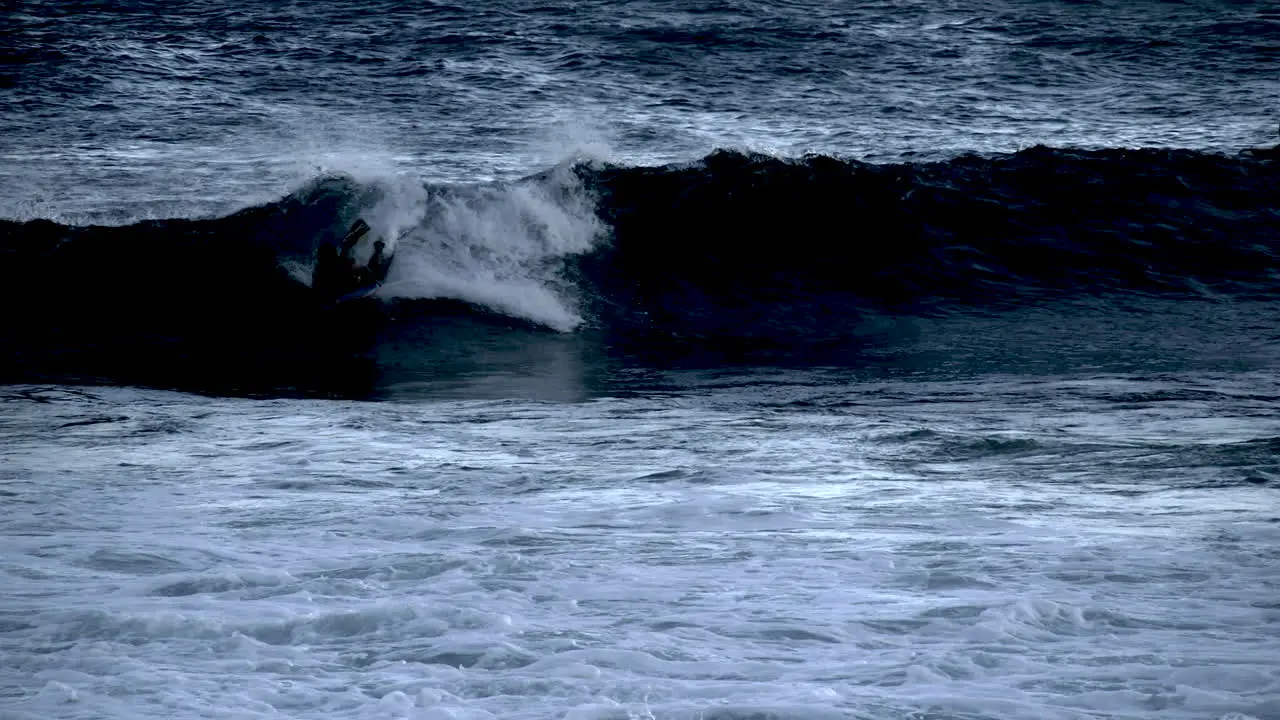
xmin=364 ymin=239 xmax=390 ymax=285
xmin=312 ymin=219 xmax=392 ymax=300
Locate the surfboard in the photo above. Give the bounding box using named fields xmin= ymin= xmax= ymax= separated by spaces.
xmin=335 ymin=281 xmax=382 ymax=304
xmin=331 ymin=249 xmax=394 ymax=304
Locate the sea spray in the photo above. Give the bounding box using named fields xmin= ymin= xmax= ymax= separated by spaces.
xmin=375 ymin=163 xmax=604 ymax=331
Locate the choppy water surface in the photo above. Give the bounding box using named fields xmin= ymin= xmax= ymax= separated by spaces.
xmin=6 ymin=0 xmax=1278 ymax=221
xmin=6 ymin=0 xmax=1280 ymax=717
xmin=3 ymin=372 xmax=1278 ymax=720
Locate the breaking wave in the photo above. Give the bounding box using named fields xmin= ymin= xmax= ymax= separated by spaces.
xmin=2 ymin=145 xmax=1278 ymax=393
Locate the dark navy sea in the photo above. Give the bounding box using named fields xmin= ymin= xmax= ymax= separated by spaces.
xmin=2 ymin=1 xmax=1279 ymax=718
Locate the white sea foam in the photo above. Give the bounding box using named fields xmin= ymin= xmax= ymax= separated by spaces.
xmin=2 ymin=377 xmax=1278 ymax=719
xmin=361 ymin=163 xmax=603 ymax=331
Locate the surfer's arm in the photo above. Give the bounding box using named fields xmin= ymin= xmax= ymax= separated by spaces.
xmin=367 ymin=240 xmax=390 ymax=281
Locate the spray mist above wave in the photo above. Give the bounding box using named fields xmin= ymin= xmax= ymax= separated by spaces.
xmin=356 ymin=163 xmax=604 ymax=332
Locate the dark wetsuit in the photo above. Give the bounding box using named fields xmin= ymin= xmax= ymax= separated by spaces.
xmin=365 ymin=241 xmax=389 ymax=282
xmin=312 ymin=219 xmax=390 ymax=300
xmin=313 ymin=243 xmax=358 ymax=298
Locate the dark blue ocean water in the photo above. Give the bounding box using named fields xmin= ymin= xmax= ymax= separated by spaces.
xmin=3 ymin=2 xmax=1280 ymax=719
xmin=6 ymin=0 xmax=1278 ymax=220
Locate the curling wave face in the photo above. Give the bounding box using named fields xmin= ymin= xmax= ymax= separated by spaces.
xmin=1 ymin=146 xmax=1278 ymax=395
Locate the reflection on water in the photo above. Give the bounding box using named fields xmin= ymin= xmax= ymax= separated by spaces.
xmin=367 ymin=297 xmax=1280 ymax=402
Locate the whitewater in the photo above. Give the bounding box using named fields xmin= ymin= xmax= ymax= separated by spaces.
xmin=4 ymin=372 xmax=1278 ymax=720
